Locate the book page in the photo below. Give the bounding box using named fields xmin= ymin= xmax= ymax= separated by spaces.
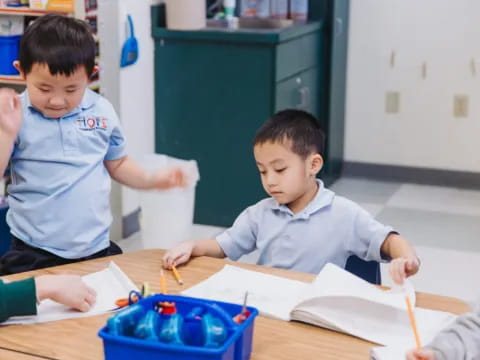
xmin=292 ymin=295 xmax=455 ymax=346
xmin=370 ymin=309 xmax=457 ymax=360
xmin=299 ymin=263 xmax=416 ymax=310
xmin=182 ymin=264 xmax=308 ymax=321
xmin=291 ymin=264 xmax=455 ymax=346
xmin=371 ymin=345 xmax=409 ymax=360
xmin=2 ymin=262 xmax=138 ymax=325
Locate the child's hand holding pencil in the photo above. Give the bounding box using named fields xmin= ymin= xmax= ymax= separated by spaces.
xmin=406 ymin=348 xmax=436 ymax=360
xmin=404 ymin=286 xmax=436 ymax=360
xmin=162 ymin=240 xmax=195 ymax=269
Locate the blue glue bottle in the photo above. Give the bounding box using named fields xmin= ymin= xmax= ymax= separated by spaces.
xmin=202 ymin=313 xmax=228 ymax=348
xmin=183 ymin=306 xmax=205 ymax=346
xmin=107 ymin=303 xmax=146 ymax=337
xmin=134 ymin=310 xmax=161 ymax=341
xmin=159 ymin=313 xmax=184 ymax=345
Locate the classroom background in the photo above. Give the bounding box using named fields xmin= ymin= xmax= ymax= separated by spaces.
xmin=1 ymin=0 xmax=479 ymax=309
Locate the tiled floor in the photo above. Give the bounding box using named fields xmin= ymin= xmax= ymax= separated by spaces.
xmin=330 ymin=177 xmax=480 ymax=307
xmin=119 ymin=176 xmax=480 ymax=308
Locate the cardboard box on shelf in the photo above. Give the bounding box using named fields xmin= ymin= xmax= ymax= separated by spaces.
xmin=29 ymin=0 xmax=74 ymax=12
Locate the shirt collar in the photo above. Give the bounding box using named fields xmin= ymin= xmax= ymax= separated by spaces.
xmin=269 ymin=179 xmax=335 ymax=218
xmin=23 ymin=88 xmax=98 ymax=119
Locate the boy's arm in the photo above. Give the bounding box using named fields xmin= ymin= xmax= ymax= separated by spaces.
xmin=0 ymin=132 xmax=14 ymax=176
xmin=104 ymin=156 xmax=183 ymax=190
xmin=381 ymin=233 xmax=420 ymax=284
xmin=0 ymin=278 xmax=37 ymax=322
xmin=423 ymin=309 xmax=480 ymax=360
xmin=35 ymin=275 xmax=96 ymax=313
xmin=162 ymin=203 xmax=259 ymax=269
xmin=0 ymin=89 xmax=22 ymax=176
xmin=162 ymin=238 xmax=225 ymax=269
xmin=407 ymin=308 xmax=480 ymax=360
xmin=192 ymin=238 xmax=225 ymax=257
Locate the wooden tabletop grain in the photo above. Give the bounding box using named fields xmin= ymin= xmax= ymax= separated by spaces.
xmin=0 ymin=250 xmax=471 ymax=360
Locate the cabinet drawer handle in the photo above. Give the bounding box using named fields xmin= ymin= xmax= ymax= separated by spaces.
xmin=298 ymin=86 xmax=310 ymax=109
xmin=335 ymin=17 xmax=343 ymax=37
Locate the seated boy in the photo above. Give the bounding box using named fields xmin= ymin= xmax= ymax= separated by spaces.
xmin=406 ymin=305 xmax=480 ymax=360
xmin=163 ymin=109 xmax=419 ymax=284
xmin=0 ymin=274 xmax=95 ymax=322
xmin=0 ymin=14 xmax=185 ymax=275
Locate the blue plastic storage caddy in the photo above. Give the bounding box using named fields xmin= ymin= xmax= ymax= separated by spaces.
xmin=98 ymin=294 xmax=258 ymax=360
xmin=0 ymin=35 xmax=21 ymax=75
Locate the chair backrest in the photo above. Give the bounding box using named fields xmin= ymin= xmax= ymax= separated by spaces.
xmin=0 ymin=204 xmax=11 ymax=256
xmin=345 ymin=255 xmax=381 ymax=285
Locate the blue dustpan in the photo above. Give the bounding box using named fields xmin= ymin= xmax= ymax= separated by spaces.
xmin=120 ymin=14 xmax=139 ymax=68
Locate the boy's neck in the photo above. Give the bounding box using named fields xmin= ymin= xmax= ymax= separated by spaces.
xmin=287 ymin=180 xmax=319 ymax=214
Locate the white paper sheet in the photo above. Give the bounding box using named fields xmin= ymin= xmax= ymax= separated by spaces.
xmin=371 ymin=345 xmax=409 ymax=360
xmin=182 ymin=264 xmax=308 ymax=321
xmin=2 ymin=262 xmax=138 ymax=325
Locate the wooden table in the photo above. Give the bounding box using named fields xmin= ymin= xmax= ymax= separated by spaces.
xmin=0 ymin=250 xmax=471 ymax=360
xmin=0 ymin=348 xmax=47 ymax=360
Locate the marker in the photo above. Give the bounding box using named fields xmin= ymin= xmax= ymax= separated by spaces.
xmin=233 ymin=291 xmax=250 ymax=324
xmin=241 ymin=291 xmax=248 ymax=315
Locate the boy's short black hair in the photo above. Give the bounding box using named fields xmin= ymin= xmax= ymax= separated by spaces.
xmin=254 ymin=109 xmax=326 ymax=158
xmin=19 ymin=14 xmax=96 ymax=76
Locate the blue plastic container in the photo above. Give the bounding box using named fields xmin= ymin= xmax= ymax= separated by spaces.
xmin=0 ymin=35 xmax=21 ymax=75
xmin=99 ymin=294 xmax=258 ymax=360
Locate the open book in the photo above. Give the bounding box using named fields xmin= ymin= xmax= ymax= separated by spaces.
xmin=182 ymin=263 xmax=456 ymax=347
xmin=2 ymin=261 xmax=138 ymax=325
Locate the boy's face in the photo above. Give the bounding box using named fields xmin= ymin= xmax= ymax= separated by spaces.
xmin=254 ymin=140 xmax=323 ymax=209
xmin=15 ymin=62 xmax=92 ymax=119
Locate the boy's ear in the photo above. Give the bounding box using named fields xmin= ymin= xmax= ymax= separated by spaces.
xmin=13 ymin=61 xmax=25 ymax=79
xmin=90 ymin=65 xmax=99 ymax=77
xmin=310 ymin=154 xmax=323 ymax=175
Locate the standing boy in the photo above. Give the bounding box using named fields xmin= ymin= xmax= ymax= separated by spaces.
xmin=0 ymin=15 xmax=184 ymax=274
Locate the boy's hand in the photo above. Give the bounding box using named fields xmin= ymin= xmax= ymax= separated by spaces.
xmin=35 ymin=274 xmax=97 ymax=312
xmin=162 ymin=240 xmax=195 ymax=269
xmin=0 ymin=88 xmax=22 ymax=138
xmin=151 ymin=167 xmax=185 ymax=190
xmin=389 ymin=256 xmax=420 ymax=285
xmin=406 ymin=348 xmax=436 ymax=360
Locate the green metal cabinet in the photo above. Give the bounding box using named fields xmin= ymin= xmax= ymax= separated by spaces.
xmin=309 ymin=0 xmax=350 ymax=184
xmin=151 ymin=6 xmax=323 ymax=226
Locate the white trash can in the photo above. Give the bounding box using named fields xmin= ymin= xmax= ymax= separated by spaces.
xmin=165 ymin=0 xmax=206 ymax=30
xmin=139 ymin=154 xmax=199 ymax=250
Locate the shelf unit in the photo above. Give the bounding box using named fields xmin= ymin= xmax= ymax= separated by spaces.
xmin=0 ymin=7 xmax=69 ymax=16
xmin=0 ymin=74 xmax=24 ymax=85
xmin=0 ymin=1 xmax=94 ymax=87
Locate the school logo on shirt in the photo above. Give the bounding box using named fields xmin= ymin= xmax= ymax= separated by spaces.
xmin=76 ymin=116 xmax=108 ymax=131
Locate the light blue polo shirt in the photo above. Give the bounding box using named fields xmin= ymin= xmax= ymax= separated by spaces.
xmin=217 ymin=180 xmax=394 ymax=274
xmin=7 ymin=89 xmax=126 ymax=258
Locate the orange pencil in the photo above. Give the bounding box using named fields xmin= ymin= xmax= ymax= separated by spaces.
xmin=171 ymin=264 xmax=184 ymax=285
xmin=160 ymin=268 xmax=167 ymax=294
xmin=405 ymin=296 xmax=422 ymax=349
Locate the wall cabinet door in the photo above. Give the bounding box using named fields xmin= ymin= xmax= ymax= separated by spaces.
xmin=275 ymin=67 xmax=320 ymax=115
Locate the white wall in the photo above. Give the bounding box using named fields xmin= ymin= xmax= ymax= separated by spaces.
xmin=117 ymin=0 xmax=157 ymax=216
xmin=99 ymin=0 xmax=160 ymax=239
xmin=345 ymin=0 xmax=480 ymax=172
